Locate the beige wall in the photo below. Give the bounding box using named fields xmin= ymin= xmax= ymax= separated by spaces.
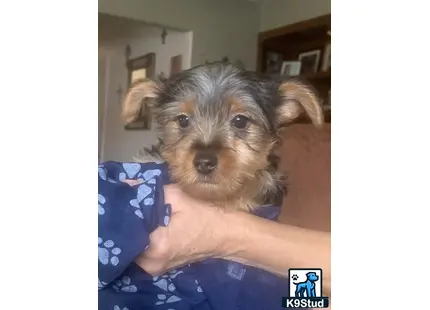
xmin=99 ymin=0 xmax=331 ymax=71
xmin=259 ymin=0 xmax=331 ymax=32
xmin=98 ymin=55 xmax=107 ymax=161
xmin=99 ymin=0 xmax=260 ymax=70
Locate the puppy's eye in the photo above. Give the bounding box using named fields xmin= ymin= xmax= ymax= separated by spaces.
xmin=177 ymin=115 xmax=190 ymax=128
xmin=231 ymin=115 xmax=249 ymax=129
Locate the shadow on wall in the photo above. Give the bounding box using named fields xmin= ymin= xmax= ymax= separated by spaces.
xmin=278 ymin=123 xmax=331 ymax=232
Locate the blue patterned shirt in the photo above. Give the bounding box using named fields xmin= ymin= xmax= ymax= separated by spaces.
xmin=98 ymin=161 xmax=302 ymax=310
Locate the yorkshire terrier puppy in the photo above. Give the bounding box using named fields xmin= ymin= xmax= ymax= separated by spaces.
xmin=122 ymin=62 xmax=324 ymax=212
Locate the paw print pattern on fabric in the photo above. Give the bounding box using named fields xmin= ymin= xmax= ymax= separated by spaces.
xmin=98 ymin=194 xmax=106 ymax=215
xmin=164 ymin=205 xmax=171 ymax=226
xmin=128 ymin=171 xmax=161 ymax=219
xmin=153 ymin=270 xmax=184 ymax=306
xmin=113 ymin=306 xmax=129 ymax=310
xmin=137 ymin=183 xmax=153 ymax=203
xmin=134 ymin=168 xmax=162 ymax=184
xmin=226 ymin=262 xmax=247 ymax=280
xmin=98 ymin=237 xmax=122 ymax=266
xmin=128 ymin=182 xmax=152 ymax=219
xmin=155 ymin=292 xmax=181 ymax=306
xmin=129 ymin=199 xmax=144 ymax=219
xmin=98 ymin=278 xmax=108 ymax=290
xmin=140 ymin=169 xmax=162 ymax=181
xmin=98 ymin=167 xmax=107 ymax=180
xmin=195 ymin=279 xmax=203 ymax=293
xmin=112 ymin=276 xmax=138 ymax=293
xmin=119 ymin=163 xmax=142 ymax=181
xmin=98 ymin=165 xmax=118 ymax=183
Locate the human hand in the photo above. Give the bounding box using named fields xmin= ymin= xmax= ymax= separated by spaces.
xmin=134 ymin=184 xmax=233 ymax=276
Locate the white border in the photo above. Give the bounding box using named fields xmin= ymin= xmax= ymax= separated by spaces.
xmin=0 ymin=0 xmax=96 ymax=308
xmin=0 ymin=1 xmax=429 ymax=309
xmin=333 ymin=0 xmax=430 ymax=309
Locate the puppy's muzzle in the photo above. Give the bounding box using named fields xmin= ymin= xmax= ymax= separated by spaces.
xmin=193 ymin=150 xmax=218 ymax=175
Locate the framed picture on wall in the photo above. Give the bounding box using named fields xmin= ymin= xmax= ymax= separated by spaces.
xmin=131 ymin=68 xmax=147 ymax=81
xmin=126 ymin=51 xmax=156 ymax=87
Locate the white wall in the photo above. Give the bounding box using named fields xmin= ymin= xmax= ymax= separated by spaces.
xmin=259 ymin=0 xmax=331 ymax=32
xmin=99 ymin=15 xmax=192 ymax=162
xmin=98 ymin=0 xmax=260 ymax=70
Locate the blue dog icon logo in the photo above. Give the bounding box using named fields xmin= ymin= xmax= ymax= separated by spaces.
xmin=284 ymin=268 xmax=329 ymax=308
xmin=293 ymin=272 xmax=319 ymax=297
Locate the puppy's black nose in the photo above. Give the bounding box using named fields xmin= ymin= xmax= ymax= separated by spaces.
xmin=193 ymin=152 xmax=218 ymax=175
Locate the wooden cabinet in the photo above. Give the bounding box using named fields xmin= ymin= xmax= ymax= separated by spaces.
xmin=256 ymin=14 xmax=331 ymax=124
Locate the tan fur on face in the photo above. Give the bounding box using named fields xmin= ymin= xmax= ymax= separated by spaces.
xmin=278 ymin=80 xmax=324 ymax=128
xmin=179 ymin=100 xmax=196 ymax=115
xmin=122 ymin=71 xmax=324 ymax=212
xmin=160 ymin=109 xmax=277 ymax=211
xmin=229 ymin=98 xmax=245 ymax=114
xmin=121 ymin=78 xmax=157 ymax=124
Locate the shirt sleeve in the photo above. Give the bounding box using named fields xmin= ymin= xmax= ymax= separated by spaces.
xmin=98 ymin=161 xmax=171 ymax=289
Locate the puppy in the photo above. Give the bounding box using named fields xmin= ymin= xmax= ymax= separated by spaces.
xmin=122 ymin=62 xmax=324 ymax=212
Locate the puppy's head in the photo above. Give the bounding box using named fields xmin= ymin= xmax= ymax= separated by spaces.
xmin=122 ymin=63 xmax=324 ymax=202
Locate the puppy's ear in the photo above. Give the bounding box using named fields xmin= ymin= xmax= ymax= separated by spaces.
xmin=276 ymin=79 xmax=325 ymax=129
xmin=121 ymin=78 xmax=158 ymax=124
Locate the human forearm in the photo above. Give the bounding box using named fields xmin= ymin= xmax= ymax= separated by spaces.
xmin=136 ymin=185 xmax=331 ymax=296
xmin=220 ymin=211 xmax=331 ymax=295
